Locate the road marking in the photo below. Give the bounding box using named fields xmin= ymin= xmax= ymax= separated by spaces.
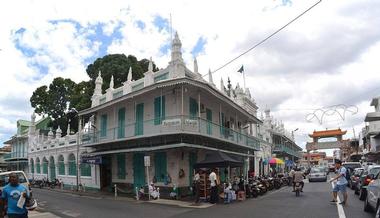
xmin=331 ymin=182 xmax=346 ymax=218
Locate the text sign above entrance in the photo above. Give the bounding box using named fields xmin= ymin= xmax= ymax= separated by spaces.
xmin=81 ymin=156 xmax=102 ymax=165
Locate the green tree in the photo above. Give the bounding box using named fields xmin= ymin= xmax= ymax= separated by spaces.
xmin=86 ymin=54 xmax=158 ymax=91
xmin=30 ymin=54 xmax=159 ymax=135
xmin=30 ymin=77 xmax=76 ymax=135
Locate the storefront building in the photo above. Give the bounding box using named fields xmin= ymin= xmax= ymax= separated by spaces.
xmin=4 ymin=115 xmax=50 ymax=173
xmin=78 ymin=33 xmax=263 ymax=196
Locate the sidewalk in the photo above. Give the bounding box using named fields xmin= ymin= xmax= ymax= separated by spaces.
xmin=40 ymin=187 xmax=214 ymax=208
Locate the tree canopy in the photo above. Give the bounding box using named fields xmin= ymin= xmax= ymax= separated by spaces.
xmin=30 ymin=54 xmax=158 ymax=136
xmin=86 ymin=54 xmax=158 ymax=91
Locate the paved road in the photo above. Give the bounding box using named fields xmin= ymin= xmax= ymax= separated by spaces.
xmin=32 ymin=177 xmax=374 ymax=218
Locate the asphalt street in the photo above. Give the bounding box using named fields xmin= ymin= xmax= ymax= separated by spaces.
xmin=32 ymin=176 xmax=374 ymax=218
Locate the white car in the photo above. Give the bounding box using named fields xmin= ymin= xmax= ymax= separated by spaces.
xmin=309 ymin=167 xmax=327 ymax=182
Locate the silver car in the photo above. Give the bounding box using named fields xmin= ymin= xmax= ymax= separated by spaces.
xmin=308 ymin=167 xmax=327 ymax=182
xmin=365 ymin=172 xmax=380 ymax=217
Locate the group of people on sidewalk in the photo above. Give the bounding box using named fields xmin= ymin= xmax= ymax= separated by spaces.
xmin=192 ymin=168 xmax=219 ymax=204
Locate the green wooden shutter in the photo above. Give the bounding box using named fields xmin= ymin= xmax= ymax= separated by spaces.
xmin=155 ymin=152 xmax=167 ymax=182
xmin=31 ymin=161 xmax=34 ymax=173
xmin=58 ymin=158 xmax=65 ymax=175
xmin=100 ymin=114 xmax=107 ymax=137
xmin=50 ymin=161 xmax=56 ymax=180
xmin=117 ymin=154 xmax=126 ymax=179
xmin=133 ymin=153 xmax=145 ymax=189
xmin=154 ymin=96 xmax=166 ymax=125
xmin=81 ymin=163 xmax=91 ymax=177
xmin=43 ymin=161 xmax=48 ymax=174
xmin=189 ymin=98 xmax=198 ymax=119
xmin=36 ymin=159 xmax=40 ymax=173
xmin=68 ymin=154 xmax=77 ymax=176
xmin=206 ymin=108 xmax=212 ymax=135
xmin=118 ymin=108 xmax=126 ymax=138
xmin=135 ymin=103 xmax=144 ymax=136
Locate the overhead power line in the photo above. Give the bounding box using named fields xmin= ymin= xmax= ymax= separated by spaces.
xmin=203 ymin=0 xmax=322 ymax=77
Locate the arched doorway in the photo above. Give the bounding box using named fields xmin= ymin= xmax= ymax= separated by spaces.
xmin=42 ymin=157 xmax=48 ymax=176
xmin=49 ymin=156 xmax=56 ymax=181
xmin=30 ymin=159 xmax=34 ymax=174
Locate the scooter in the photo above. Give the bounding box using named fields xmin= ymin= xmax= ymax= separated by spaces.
xmin=294 ymin=182 xmax=302 ymax=197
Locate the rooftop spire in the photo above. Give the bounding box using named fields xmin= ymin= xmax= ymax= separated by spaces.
xmin=208 ymin=68 xmax=214 ymax=85
xmin=109 ymin=75 xmax=114 ymax=89
xmin=127 ymin=67 xmax=132 ymax=82
xmin=171 ymin=32 xmax=183 ymax=62
xmin=148 ymin=57 xmax=153 ymax=72
xmin=96 ymin=71 xmax=103 ymax=84
xmin=194 ymin=57 xmax=198 ymax=73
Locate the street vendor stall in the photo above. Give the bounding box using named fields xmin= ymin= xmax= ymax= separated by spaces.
xmin=193 ymin=151 xmax=244 ymax=201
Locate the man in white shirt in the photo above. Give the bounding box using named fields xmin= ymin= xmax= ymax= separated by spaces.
xmin=330 ymin=160 xmax=348 ymax=205
xmin=209 ymin=169 xmax=218 ymax=204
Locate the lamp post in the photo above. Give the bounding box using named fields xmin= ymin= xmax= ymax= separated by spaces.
xmin=67 ymin=108 xmax=79 ymax=191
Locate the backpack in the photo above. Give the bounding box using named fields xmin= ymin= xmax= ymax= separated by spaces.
xmin=345 ymin=168 xmax=350 ymax=181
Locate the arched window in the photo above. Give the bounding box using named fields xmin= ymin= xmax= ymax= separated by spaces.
xmin=49 ymin=156 xmax=56 ymax=180
xmin=42 ymin=157 xmax=48 ymax=174
xmin=30 ymin=159 xmax=34 ymax=174
xmin=36 ymin=158 xmax=41 ymax=174
xmin=58 ymin=155 xmax=65 ymax=175
xmin=68 ymin=154 xmax=76 ymax=176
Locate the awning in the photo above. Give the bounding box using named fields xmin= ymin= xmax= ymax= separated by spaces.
xmin=194 ymin=151 xmax=244 ymax=168
xmin=365 ymin=112 xmax=380 ymax=122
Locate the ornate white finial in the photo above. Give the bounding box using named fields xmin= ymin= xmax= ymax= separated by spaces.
xmin=67 ymin=123 xmax=71 ymax=135
xmin=56 ymin=126 xmax=62 ymax=137
xmin=220 ymin=78 xmax=224 ymax=91
xmin=148 ymin=57 xmax=153 ymax=72
xmin=96 ymin=70 xmax=103 ymax=84
xmin=208 ymin=68 xmax=214 ymax=85
xmin=109 ymin=75 xmax=114 ymax=89
xmin=171 ymin=32 xmax=183 ymax=62
xmin=48 ymin=128 xmax=54 ymax=139
xmin=127 ymin=67 xmax=132 ymax=82
xmin=31 ymin=112 xmax=36 ymax=123
xmin=194 ymin=57 xmax=198 ymax=73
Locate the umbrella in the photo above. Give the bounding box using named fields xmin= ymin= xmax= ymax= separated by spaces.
xmin=269 ymin=158 xmax=285 ymax=165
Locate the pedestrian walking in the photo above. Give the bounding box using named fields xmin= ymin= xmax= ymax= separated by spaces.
xmin=193 ymin=170 xmax=201 ymax=204
xmin=0 ymin=173 xmax=30 ymax=218
xmin=330 ymin=159 xmax=348 ymax=205
xmin=209 ymin=168 xmax=218 ymax=204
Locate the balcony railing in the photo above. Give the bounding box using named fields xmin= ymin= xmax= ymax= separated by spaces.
xmin=4 ymin=152 xmax=27 ymax=160
xmin=273 ymin=144 xmax=301 ymax=158
xmin=81 ymin=115 xmax=260 ymax=150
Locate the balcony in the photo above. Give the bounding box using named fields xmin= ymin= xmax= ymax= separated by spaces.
xmin=273 ymin=144 xmax=301 ymax=158
xmin=4 ymin=152 xmax=27 ymax=160
xmin=81 ymin=115 xmax=260 ymax=151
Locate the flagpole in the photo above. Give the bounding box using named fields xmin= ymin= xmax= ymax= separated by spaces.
xmin=243 ymin=70 xmax=246 ymax=91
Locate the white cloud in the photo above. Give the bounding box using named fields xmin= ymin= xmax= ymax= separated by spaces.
xmin=0 ymin=0 xmax=379 ymax=152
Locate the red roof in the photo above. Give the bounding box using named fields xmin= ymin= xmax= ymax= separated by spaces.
xmin=309 ymin=128 xmax=347 ymax=138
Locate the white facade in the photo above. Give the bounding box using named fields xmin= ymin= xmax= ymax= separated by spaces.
xmin=77 ymin=33 xmax=263 ymax=193
xmin=27 ymin=116 xmax=100 ymax=189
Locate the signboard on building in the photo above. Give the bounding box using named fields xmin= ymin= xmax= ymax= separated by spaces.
xmin=81 ymin=156 xmax=102 ymax=165
xmin=144 ymin=156 xmax=150 ymax=167
xmin=162 ymin=119 xmax=181 ymax=127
